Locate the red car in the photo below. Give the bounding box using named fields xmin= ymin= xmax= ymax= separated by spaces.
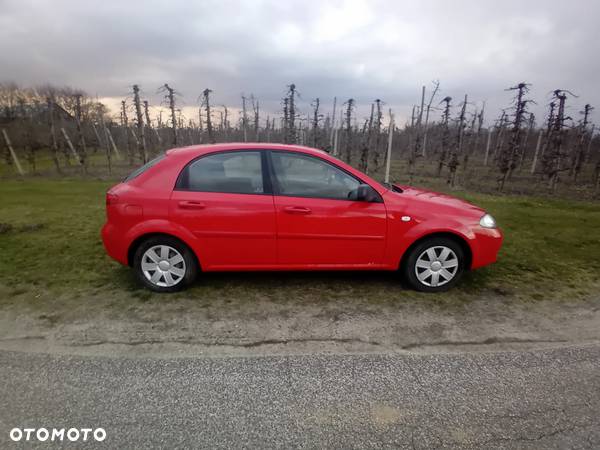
xmin=102 ymin=143 xmax=503 ymax=293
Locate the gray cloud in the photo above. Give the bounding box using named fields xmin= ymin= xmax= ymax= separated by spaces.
xmin=1 ymin=0 xmax=599 ymax=124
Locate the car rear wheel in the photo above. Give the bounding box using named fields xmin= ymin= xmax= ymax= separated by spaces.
xmin=133 ymin=236 xmax=198 ymax=292
xmin=403 ymin=237 xmax=465 ymax=292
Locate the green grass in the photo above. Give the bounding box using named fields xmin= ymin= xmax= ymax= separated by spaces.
xmin=0 ymin=179 xmax=127 ymax=292
xmin=456 ymin=192 xmax=600 ymax=298
xmin=0 ymin=179 xmax=599 ymax=306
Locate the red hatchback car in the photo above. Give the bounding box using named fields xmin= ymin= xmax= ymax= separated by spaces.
xmin=102 ymin=143 xmax=503 ymax=293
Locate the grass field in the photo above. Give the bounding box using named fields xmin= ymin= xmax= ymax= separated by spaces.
xmin=1 ymin=177 xmax=599 ymax=309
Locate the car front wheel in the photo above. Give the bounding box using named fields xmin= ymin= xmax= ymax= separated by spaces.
xmin=133 ymin=236 xmax=198 ymax=292
xmin=403 ymin=237 xmax=465 ymax=292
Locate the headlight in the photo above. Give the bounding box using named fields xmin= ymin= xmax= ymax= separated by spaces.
xmin=479 ymin=213 xmax=497 ymax=228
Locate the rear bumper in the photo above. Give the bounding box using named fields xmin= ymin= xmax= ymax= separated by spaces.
xmin=470 ymin=227 xmax=503 ymax=270
xmin=101 ymin=222 xmax=128 ymax=265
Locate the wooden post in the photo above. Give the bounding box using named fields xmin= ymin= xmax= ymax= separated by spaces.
xmin=414 ymin=85 xmax=425 ymax=158
xmin=518 ymin=114 xmax=535 ymax=171
xmin=266 ymin=116 xmax=271 ymax=142
xmin=1 ymin=129 xmax=25 ymax=176
xmin=332 ymin=127 xmax=339 ymax=156
xmin=585 ymin=124 xmax=595 ymax=164
xmin=92 ymin=123 xmax=103 ymax=149
xmin=129 ymin=126 xmax=140 ymax=146
xmin=530 ymin=129 xmax=544 ymax=174
xmin=121 ymin=100 xmax=134 ymax=165
xmin=152 ymin=127 xmax=162 ymax=145
xmin=105 ymin=127 xmax=121 ymax=159
xmin=422 ymin=81 xmax=440 ymax=158
xmin=385 ymin=110 xmax=394 ymax=184
xmin=483 ymin=129 xmax=492 ymax=166
xmin=60 ymin=128 xmax=82 ymax=164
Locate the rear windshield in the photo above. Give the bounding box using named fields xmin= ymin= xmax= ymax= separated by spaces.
xmin=123 ymin=154 xmax=165 ymax=182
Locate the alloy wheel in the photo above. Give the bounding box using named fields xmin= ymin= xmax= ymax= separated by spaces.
xmin=141 ymin=245 xmax=186 ymax=287
xmin=414 ymin=245 xmax=459 ymax=287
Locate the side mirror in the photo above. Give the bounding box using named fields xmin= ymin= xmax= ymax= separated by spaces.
xmin=348 ymin=184 xmax=380 ymax=202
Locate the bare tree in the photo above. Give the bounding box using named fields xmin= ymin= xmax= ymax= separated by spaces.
xmin=132 ymin=85 xmax=147 ymax=163
xmin=329 ymin=97 xmax=337 ymax=148
xmin=160 ymin=84 xmax=178 ymax=146
xmin=497 ymin=82 xmax=532 ymax=191
xmin=384 ymin=109 xmax=395 ymax=183
xmin=202 ymin=88 xmax=215 ymax=143
xmin=359 ymin=103 xmax=374 ymax=173
xmin=311 ymin=98 xmax=322 ymax=148
xmin=143 ymin=100 xmax=151 ymax=129
xmin=448 ymin=94 xmax=467 ymax=186
xmin=422 ymin=80 xmax=440 ymax=157
xmin=464 ymin=104 xmax=484 ymax=172
xmin=571 ymin=103 xmax=593 ymax=182
xmin=286 ymin=84 xmax=297 ymax=144
xmin=74 ymin=94 xmax=87 ymax=170
xmin=408 ymin=86 xmax=426 ymax=180
xmin=437 ymin=96 xmax=451 ymax=176
xmin=343 ymin=98 xmax=355 ymax=163
xmin=372 ymin=98 xmax=383 ymax=170
xmin=241 ymin=94 xmax=248 ymax=142
xmin=542 ymin=90 xmax=574 ymax=191
xmin=282 ymin=97 xmax=289 ymax=143
xmin=46 ymin=96 xmax=61 ymax=173
xmin=251 ymin=95 xmax=259 ymax=141
xmin=517 ymin=112 xmax=535 ymax=171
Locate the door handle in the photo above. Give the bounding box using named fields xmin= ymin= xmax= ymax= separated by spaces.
xmin=178 ymin=200 xmax=206 ymax=210
xmin=283 ymin=206 xmax=311 ymax=215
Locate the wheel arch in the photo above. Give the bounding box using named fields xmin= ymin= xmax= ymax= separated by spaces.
xmin=127 ymin=232 xmax=201 ymax=270
xmin=399 ymin=231 xmax=473 ymax=271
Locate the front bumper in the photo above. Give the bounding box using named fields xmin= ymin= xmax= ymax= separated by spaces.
xmin=470 ymin=227 xmax=503 ymax=270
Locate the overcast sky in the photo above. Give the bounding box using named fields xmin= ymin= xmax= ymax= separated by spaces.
xmin=1 ymin=0 xmax=598 ymax=125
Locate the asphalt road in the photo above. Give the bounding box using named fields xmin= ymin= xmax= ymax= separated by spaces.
xmin=0 ymin=346 xmax=599 ymax=449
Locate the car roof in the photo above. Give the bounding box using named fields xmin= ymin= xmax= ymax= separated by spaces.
xmin=165 ymin=143 xmax=329 ymax=158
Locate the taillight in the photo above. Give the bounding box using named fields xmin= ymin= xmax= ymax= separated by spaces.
xmin=106 ymin=192 xmax=119 ymax=206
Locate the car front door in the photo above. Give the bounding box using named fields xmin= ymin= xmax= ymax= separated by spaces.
xmin=269 ymin=151 xmax=387 ymax=268
xmin=170 ymin=150 xmax=277 ymax=270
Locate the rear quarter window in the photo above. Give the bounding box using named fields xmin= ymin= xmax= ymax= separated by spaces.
xmin=123 ymin=154 xmax=165 ymax=182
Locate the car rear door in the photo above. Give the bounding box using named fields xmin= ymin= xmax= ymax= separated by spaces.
xmin=269 ymin=151 xmax=387 ymax=268
xmin=169 ymin=150 xmax=277 ymax=269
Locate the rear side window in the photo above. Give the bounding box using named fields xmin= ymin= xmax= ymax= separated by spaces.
xmin=179 ymin=151 xmax=264 ymax=194
xmin=124 ymin=154 xmax=165 ymax=182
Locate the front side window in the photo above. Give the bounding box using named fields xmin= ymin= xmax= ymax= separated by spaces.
xmin=271 ymin=152 xmax=360 ymax=200
xmin=182 ymin=151 xmax=263 ymax=194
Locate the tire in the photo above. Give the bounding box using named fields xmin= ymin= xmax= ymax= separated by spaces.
xmin=402 ymin=237 xmax=465 ymax=293
xmin=133 ymin=236 xmax=198 ymax=293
